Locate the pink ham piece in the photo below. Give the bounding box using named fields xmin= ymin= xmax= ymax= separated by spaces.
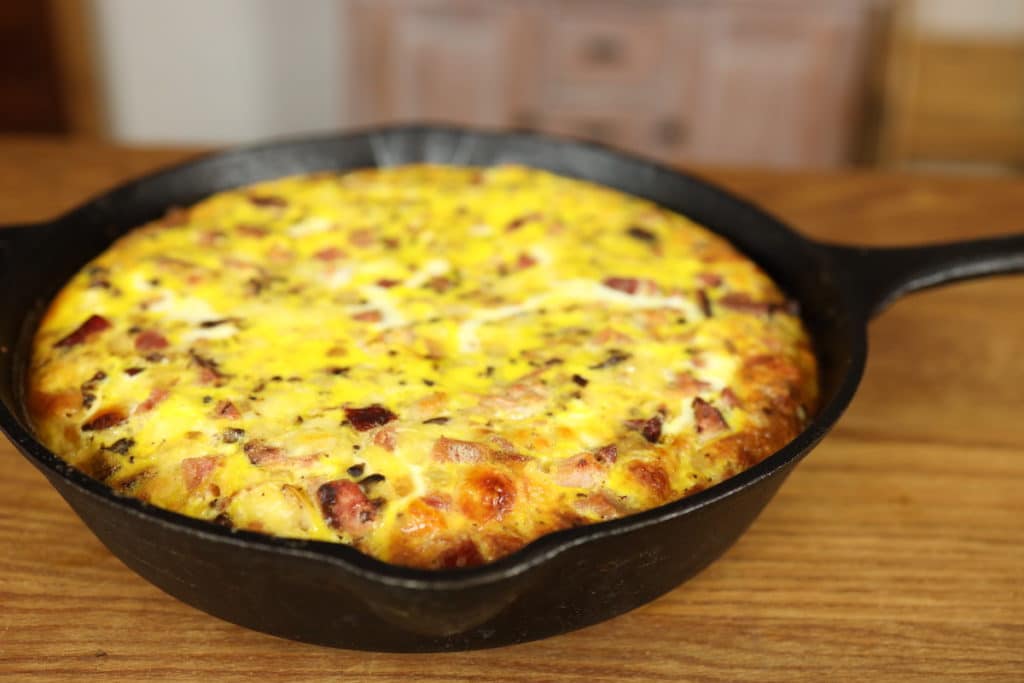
xmin=624 ymin=414 xmax=663 ymax=444
xmin=721 ymin=387 xmax=742 ymax=409
xmin=243 ymin=440 xmax=285 ymax=465
xmin=552 ymin=445 xmax=618 ymax=488
xmin=317 ymin=479 xmax=376 ymax=536
xmin=426 ymin=276 xmax=452 ymax=293
xmin=478 ymin=380 xmax=548 ymax=416
xmin=348 ymin=229 xmax=376 ymax=247
xmin=431 ymin=436 xmax=488 ymax=464
xmin=602 ymin=277 xmax=640 ymax=294
xmin=505 ymin=212 xmax=542 ymax=232
xmin=55 ymin=315 xmax=112 ymax=349
xmin=671 ymin=372 xmax=710 ymax=397
xmin=236 ymin=224 xmax=269 ymax=238
xmin=181 ymin=455 xmax=220 ymax=492
xmin=134 ymin=330 xmax=168 ymax=352
xmin=189 ymin=350 xmax=226 ymax=385
xmin=137 ymin=387 xmax=170 ymax=413
xmin=213 ymin=400 xmax=241 ymax=419
xmin=352 ymin=310 xmax=383 ymax=323
xmin=696 ymin=272 xmax=724 ymax=287
xmin=693 ymin=397 xmax=728 ymax=435
xmin=515 ymin=253 xmax=537 ymax=270
xmin=314 ymin=246 xmax=346 ymax=262
xmin=601 ymin=277 xmax=659 ymax=296
xmin=373 ymin=425 xmax=397 ymax=452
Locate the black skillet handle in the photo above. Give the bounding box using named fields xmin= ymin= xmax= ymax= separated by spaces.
xmin=0 ymin=223 xmax=35 ymax=268
xmin=0 ymin=224 xmax=33 ymax=282
xmin=818 ymin=233 xmax=1024 ymax=319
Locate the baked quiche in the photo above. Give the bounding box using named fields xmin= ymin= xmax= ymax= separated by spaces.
xmin=27 ymin=165 xmax=817 ymax=569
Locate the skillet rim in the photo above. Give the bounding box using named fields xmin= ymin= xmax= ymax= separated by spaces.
xmin=0 ymin=124 xmax=868 ymax=590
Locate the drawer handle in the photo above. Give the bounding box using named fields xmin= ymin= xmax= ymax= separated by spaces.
xmin=584 ymin=35 xmax=623 ymax=65
xmin=655 ymin=119 xmax=688 ymax=146
xmin=513 ymin=111 xmax=541 ymax=130
xmin=580 ymin=120 xmax=615 ymax=141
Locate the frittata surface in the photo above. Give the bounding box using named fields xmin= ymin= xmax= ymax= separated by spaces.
xmin=27 ymin=165 xmax=817 ymax=569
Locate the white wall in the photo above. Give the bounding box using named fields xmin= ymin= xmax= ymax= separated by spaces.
xmin=912 ymin=0 xmax=1024 ymax=39
xmin=91 ymin=0 xmax=347 ymax=144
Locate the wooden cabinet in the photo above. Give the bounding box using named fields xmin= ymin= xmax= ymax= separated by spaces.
xmin=0 ymin=1 xmax=106 ymax=137
xmin=877 ymin=1 xmax=1024 ymax=170
xmin=688 ymin=4 xmax=872 ymax=166
xmin=525 ymin=1 xmax=704 ymax=163
xmin=0 ymin=2 xmax=67 ymax=134
xmin=348 ymin=1 xmax=533 ymax=129
xmin=346 ymin=0 xmax=885 ymax=168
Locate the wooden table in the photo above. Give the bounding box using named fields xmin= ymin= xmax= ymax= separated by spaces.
xmin=1 ymin=139 xmax=1021 ymax=682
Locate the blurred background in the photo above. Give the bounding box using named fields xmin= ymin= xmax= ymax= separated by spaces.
xmin=3 ymin=0 xmax=1023 ymax=173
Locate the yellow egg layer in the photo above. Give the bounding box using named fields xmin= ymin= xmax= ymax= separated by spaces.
xmin=28 ymin=165 xmax=817 ymax=569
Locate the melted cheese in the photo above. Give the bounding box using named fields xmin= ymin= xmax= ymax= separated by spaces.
xmin=27 ymin=165 xmax=818 ymax=569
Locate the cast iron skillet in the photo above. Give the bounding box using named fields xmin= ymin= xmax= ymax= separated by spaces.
xmin=1 ymin=126 xmax=1022 ymax=652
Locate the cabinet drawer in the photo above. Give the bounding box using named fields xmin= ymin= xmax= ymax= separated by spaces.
xmin=545 ymin=3 xmax=670 ymax=86
xmin=347 ymin=0 xmax=878 ymax=168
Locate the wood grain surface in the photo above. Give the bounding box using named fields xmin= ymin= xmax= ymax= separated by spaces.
xmin=0 ymin=138 xmax=1021 ymax=682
